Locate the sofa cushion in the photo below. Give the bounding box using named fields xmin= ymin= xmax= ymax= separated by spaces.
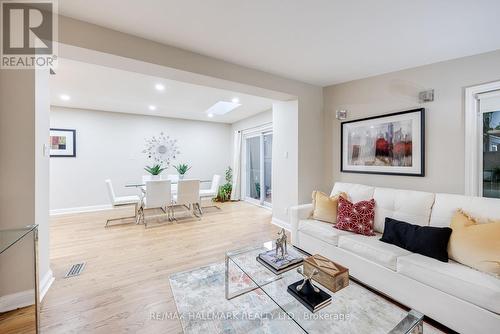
xmin=335 ymin=197 xmax=376 ymax=236
xmin=448 ymin=210 xmax=500 ymax=276
xmin=398 ymin=253 xmax=500 ymax=313
xmin=310 ymin=191 xmax=347 ymax=224
xmin=331 ymin=183 xmax=435 ymax=233
xmin=297 ymin=219 xmax=353 ymax=246
xmin=338 ymin=234 xmax=412 ymax=271
xmin=373 ymin=187 xmax=435 ymax=233
xmin=430 ymin=193 xmax=500 ymax=228
xmin=331 ymin=182 xmax=374 ymax=202
xmin=380 ymin=218 xmax=452 ymax=262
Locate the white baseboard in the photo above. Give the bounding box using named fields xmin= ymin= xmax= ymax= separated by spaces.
xmin=0 ymin=269 xmax=54 ymax=312
xmin=50 ymin=204 xmax=112 ymax=216
xmin=272 ymin=217 xmax=291 ymax=231
xmin=40 ymin=269 xmax=55 ymax=300
xmin=0 ymin=289 xmax=34 ymax=313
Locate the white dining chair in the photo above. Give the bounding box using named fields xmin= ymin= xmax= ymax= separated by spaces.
xmin=166 ymin=174 xmax=179 ymax=193
xmin=105 ymin=179 xmax=141 ymax=227
xmin=138 ymin=180 xmax=172 ymax=228
xmin=172 ymin=179 xmax=201 ymax=220
xmin=199 ymin=174 xmax=222 ymax=212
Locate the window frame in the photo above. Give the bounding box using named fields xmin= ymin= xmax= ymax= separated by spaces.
xmin=464 ymin=81 xmax=500 ymax=196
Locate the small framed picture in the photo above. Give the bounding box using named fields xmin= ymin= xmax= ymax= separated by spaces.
xmin=341 ymin=108 xmax=425 ymax=176
xmin=50 ymin=128 xmax=76 ymax=157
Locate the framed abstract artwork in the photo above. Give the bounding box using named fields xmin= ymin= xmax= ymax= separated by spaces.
xmin=50 ymin=128 xmax=76 ymax=157
xmin=341 ymin=108 xmax=425 ymax=176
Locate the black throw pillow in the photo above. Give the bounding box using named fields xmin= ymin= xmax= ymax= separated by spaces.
xmin=380 ymin=217 xmax=452 ymax=262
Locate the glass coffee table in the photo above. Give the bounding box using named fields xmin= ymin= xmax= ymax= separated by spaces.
xmin=225 ymin=241 xmax=424 ymax=334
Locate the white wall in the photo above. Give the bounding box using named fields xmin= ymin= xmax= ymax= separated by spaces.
xmin=324 ymin=50 xmax=500 ymax=194
xmin=230 ymin=109 xmax=273 ymax=158
xmin=50 ymin=107 xmax=231 ymax=211
xmin=0 ymin=68 xmax=51 ymax=309
xmin=231 ymin=109 xmax=272 ymax=134
xmin=35 ymin=70 xmax=53 ymax=297
xmin=0 ymin=69 xmax=36 ymax=301
xmin=273 ymin=101 xmax=299 ymax=222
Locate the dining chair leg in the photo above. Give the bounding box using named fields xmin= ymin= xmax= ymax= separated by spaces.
xmin=170 ymin=206 xmax=177 ymax=221
xmin=136 ymin=197 xmax=145 ymax=224
xmin=168 ymin=206 xmax=173 ymax=221
xmin=200 ymin=197 xmax=221 ymax=211
xmin=105 ymin=203 xmax=140 ymax=227
xmin=196 ymin=203 xmax=203 ymax=215
xmin=136 ymin=204 xmax=144 ymax=225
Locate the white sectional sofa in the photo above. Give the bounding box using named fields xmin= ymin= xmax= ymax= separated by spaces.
xmin=290 ymin=182 xmax=500 ymax=334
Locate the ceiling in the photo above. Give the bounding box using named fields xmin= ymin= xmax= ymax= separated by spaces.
xmin=59 ymin=0 xmax=500 ymax=86
xmin=49 ymin=59 xmax=274 ymax=123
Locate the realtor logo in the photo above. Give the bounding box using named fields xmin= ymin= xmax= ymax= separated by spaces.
xmin=1 ymin=0 xmax=58 ymax=69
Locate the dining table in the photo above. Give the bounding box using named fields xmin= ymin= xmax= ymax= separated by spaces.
xmin=125 ymin=179 xmax=212 ymax=188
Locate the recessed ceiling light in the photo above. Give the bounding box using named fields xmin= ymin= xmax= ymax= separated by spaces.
xmin=231 ymin=97 xmax=239 ymax=103
xmin=207 ymin=113 xmax=214 ymax=118
xmin=148 ymin=105 xmax=157 ymax=111
xmin=60 ymin=94 xmax=70 ymax=101
xmin=155 ymin=84 xmax=165 ymax=91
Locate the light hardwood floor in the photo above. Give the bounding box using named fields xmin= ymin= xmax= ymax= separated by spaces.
xmin=0 ymin=305 xmax=36 ymax=334
xmin=40 ymin=201 xmax=279 ymax=333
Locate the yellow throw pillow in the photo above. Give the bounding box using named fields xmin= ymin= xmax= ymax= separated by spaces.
xmin=448 ymin=209 xmax=500 ymax=276
xmin=311 ymin=191 xmax=347 ymax=224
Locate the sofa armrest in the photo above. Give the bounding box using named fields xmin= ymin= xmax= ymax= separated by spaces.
xmin=289 ymin=203 xmax=313 ymax=246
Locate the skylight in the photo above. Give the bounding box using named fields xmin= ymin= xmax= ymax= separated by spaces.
xmin=205 ymin=101 xmax=241 ymax=116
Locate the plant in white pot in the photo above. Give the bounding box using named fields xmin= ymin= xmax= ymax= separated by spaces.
xmin=174 ymin=163 xmax=191 ymax=180
xmin=144 ymin=164 xmax=166 ymax=181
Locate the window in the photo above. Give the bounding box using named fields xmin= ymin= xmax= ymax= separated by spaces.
xmin=465 ymin=82 xmax=500 ymax=198
xmin=481 ymin=96 xmax=500 ymax=198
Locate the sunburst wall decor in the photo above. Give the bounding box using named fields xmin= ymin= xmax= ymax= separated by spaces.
xmin=142 ymin=132 xmax=180 ymax=168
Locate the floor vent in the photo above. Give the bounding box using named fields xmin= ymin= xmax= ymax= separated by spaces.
xmin=65 ymin=262 xmax=86 ymax=278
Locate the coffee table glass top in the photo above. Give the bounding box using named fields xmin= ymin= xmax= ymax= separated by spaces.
xmin=225 ymin=242 xmax=423 ymax=334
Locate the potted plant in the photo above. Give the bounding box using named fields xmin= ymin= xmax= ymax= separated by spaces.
xmin=174 ymin=163 xmax=191 ymax=179
xmin=144 ymin=164 xmax=166 ymax=180
xmin=215 ymin=167 xmax=233 ymax=202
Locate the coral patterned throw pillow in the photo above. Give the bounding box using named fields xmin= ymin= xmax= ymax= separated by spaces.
xmin=335 ymin=197 xmax=376 ymax=236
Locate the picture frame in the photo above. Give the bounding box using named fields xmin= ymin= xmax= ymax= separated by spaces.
xmin=340 ymin=108 xmax=425 ymax=176
xmin=50 ymin=128 xmax=76 ymax=157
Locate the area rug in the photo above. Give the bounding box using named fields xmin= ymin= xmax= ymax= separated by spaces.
xmin=169 ymin=263 xmax=442 ymax=334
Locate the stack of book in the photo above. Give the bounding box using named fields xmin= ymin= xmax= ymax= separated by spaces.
xmin=287 ymin=280 xmax=332 ymax=312
xmin=256 ymin=248 xmax=303 ymax=275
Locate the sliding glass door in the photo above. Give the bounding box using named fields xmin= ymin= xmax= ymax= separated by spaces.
xmin=244 ymin=130 xmax=272 ymax=207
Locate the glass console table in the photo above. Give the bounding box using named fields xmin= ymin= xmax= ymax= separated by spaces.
xmin=0 ymin=225 xmax=39 ymax=333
